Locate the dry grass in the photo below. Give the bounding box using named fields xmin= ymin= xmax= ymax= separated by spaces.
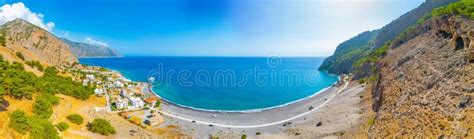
xmin=0 ymin=96 xmax=34 ymax=139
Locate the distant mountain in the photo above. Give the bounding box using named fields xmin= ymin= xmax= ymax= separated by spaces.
xmin=0 ymin=18 xmax=77 ymax=67
xmin=319 ymin=30 xmax=379 ymax=74
xmin=61 ymin=38 xmax=121 ymax=58
xmin=320 ymin=0 xmax=458 ymax=75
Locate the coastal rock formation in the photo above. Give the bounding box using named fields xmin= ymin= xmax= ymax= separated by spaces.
xmin=0 ymin=19 xmax=77 ymax=67
xmin=370 ymin=15 xmax=474 ymax=137
xmin=62 ymin=38 xmax=121 ymax=58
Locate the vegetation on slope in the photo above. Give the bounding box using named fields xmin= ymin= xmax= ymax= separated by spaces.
xmin=87 ymin=118 xmax=116 ymax=135
xmin=319 ymin=30 xmax=379 ymax=74
xmin=321 ymin=0 xmax=458 ymax=75
xmin=56 ymin=122 xmax=70 ymax=132
xmin=0 ymin=55 xmax=94 ymax=100
xmin=432 ymin=0 xmax=474 ymax=19
xmin=25 ymin=61 xmax=44 ymax=71
xmin=0 ymin=54 xmax=95 ymax=137
xmin=8 ymin=109 xmax=60 ymax=139
xmin=67 ymin=114 xmax=84 ymax=125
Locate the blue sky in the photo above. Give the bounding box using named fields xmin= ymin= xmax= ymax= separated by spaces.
xmin=2 ymin=0 xmax=424 ymax=57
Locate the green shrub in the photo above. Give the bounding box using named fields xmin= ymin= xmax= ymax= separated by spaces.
xmin=25 ymin=61 xmax=44 ymax=71
xmin=8 ymin=109 xmax=59 ymax=138
xmin=241 ymin=134 xmax=247 ymax=139
xmin=66 ymin=114 xmax=84 ymax=125
xmin=56 ymin=122 xmax=69 ymax=132
xmin=368 ymin=117 xmax=375 ymax=126
xmin=15 ymin=52 xmax=24 ymax=61
xmin=8 ymin=110 xmax=29 ymax=134
xmin=32 ymin=98 xmax=53 ymax=119
xmin=87 ymin=118 xmax=116 ymax=136
xmin=432 ymin=0 xmax=474 ymax=19
xmin=27 ymin=116 xmax=59 ymax=139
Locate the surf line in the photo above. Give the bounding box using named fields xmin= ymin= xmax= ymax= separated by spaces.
xmin=155 ymin=81 xmax=349 ymax=128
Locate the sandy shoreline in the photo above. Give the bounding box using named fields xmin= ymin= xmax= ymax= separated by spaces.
xmin=108 ymin=67 xmax=364 ymax=138
xmin=154 ymin=84 xmax=340 ymax=126
xmin=154 ymin=79 xmax=365 ymax=138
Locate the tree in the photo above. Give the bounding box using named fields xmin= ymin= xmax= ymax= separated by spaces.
xmin=27 ymin=116 xmax=59 ymax=139
xmin=8 ymin=110 xmax=29 ymax=134
xmin=87 ymin=118 xmax=116 ymax=136
xmin=56 ymin=122 xmax=69 ymax=132
xmin=15 ymin=52 xmax=24 ymax=61
xmin=66 ymin=114 xmax=84 ymax=125
xmin=32 ymin=98 xmax=53 ymax=119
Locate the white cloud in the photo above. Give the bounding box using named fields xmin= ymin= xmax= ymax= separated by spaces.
xmin=85 ymin=37 xmax=109 ymax=47
xmin=0 ymin=2 xmax=55 ymax=31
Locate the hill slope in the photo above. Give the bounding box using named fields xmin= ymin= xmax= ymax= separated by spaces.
xmin=319 ymin=30 xmax=379 ymax=74
xmin=320 ymin=0 xmax=457 ymax=75
xmin=370 ymin=15 xmax=473 ymax=137
xmin=0 ymin=19 xmax=77 ymax=67
xmin=61 ymin=38 xmax=121 ymax=58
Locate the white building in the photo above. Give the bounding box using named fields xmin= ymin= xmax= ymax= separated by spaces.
xmin=114 ymin=80 xmax=124 ymax=88
xmin=128 ymin=97 xmax=145 ymax=109
xmin=86 ymin=74 xmax=95 ymax=80
xmin=94 ymin=88 xmax=104 ymax=96
xmin=82 ymin=79 xmax=90 ymax=86
xmin=121 ymin=89 xmax=132 ymax=97
xmin=115 ymin=99 xmax=128 ymax=109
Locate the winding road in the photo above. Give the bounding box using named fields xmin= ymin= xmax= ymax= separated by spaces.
xmin=155 ymin=81 xmax=350 ymax=129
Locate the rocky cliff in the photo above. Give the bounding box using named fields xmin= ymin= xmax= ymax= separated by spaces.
xmin=0 ymin=19 xmax=77 ymax=67
xmin=61 ymin=38 xmax=121 ymax=58
xmin=370 ymin=15 xmax=474 ymax=137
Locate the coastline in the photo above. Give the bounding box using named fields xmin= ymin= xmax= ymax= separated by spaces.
xmin=84 ymin=63 xmax=366 ymax=137
xmin=147 ymin=81 xmax=338 ymax=113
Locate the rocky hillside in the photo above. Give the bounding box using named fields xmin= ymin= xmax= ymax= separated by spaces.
xmin=62 ymin=38 xmax=121 ymax=58
xmin=320 ymin=0 xmax=457 ymax=75
xmin=319 ymin=30 xmax=379 ymax=74
xmin=369 ymin=15 xmax=473 ymax=137
xmin=0 ymin=19 xmax=77 ymax=67
xmin=371 ymin=0 xmax=459 ymax=50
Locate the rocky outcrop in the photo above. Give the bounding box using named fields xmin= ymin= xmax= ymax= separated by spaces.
xmin=61 ymin=38 xmax=121 ymax=58
xmin=370 ymin=15 xmax=474 ymax=137
xmin=1 ymin=19 xmax=77 ymax=67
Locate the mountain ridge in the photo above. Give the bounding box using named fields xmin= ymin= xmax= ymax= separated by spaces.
xmin=0 ymin=18 xmax=77 ymax=67
xmin=61 ymin=38 xmax=121 ymax=58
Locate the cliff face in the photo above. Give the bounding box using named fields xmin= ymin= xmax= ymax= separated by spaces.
xmin=370 ymin=15 xmax=474 ymax=137
xmin=319 ymin=30 xmax=379 ymax=74
xmin=1 ymin=19 xmax=77 ymax=67
xmin=61 ymin=38 xmax=121 ymax=58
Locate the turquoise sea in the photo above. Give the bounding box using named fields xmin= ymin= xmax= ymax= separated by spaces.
xmin=79 ymin=56 xmax=338 ymax=111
